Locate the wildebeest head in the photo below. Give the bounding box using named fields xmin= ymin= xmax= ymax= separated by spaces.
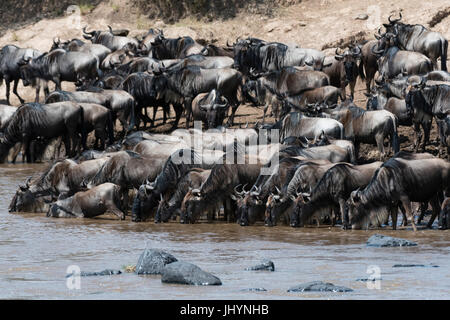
xmin=199 ymin=90 xmax=229 ymax=129
xmin=47 ymin=196 xmax=74 ymax=218
xmin=347 ymin=189 xmax=369 ymax=229
xmin=264 ymin=186 xmax=291 ymax=227
xmin=9 ymin=177 xmax=33 ymax=212
xmin=382 ymin=12 xmax=403 ymax=30
xmin=131 ymin=181 xmax=158 ymax=222
xmin=230 ymin=184 xmax=250 ymax=226
xmin=290 ymin=192 xmax=309 ymax=227
xmin=180 ymin=189 xmax=203 ymax=224
xmin=335 ymin=46 xmax=361 ymax=83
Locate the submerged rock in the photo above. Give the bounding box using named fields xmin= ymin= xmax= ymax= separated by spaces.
xmin=245 ymin=259 xmax=275 ymax=272
xmin=288 ymin=281 xmax=353 ymax=293
xmin=135 ymin=249 xmax=178 ymax=275
xmin=366 ymin=234 xmax=418 ymax=247
xmin=240 ymin=288 xmax=268 ymax=292
xmin=392 ymin=264 xmax=439 ymax=268
xmin=356 ymin=278 xmax=382 ymax=282
xmin=161 ymin=261 xmax=222 ymax=286
xmin=66 ymin=269 xmax=122 ymax=277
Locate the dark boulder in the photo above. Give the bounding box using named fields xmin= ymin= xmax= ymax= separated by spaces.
xmin=245 ymin=259 xmax=275 ymax=272
xmin=136 ymin=249 xmax=178 ymax=275
xmin=288 ymin=281 xmax=353 ymax=293
xmin=161 ymin=261 xmax=222 ymax=286
xmin=366 ymin=234 xmax=418 ymax=247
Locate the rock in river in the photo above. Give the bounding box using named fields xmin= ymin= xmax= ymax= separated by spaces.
xmin=136 ymin=249 xmax=178 ymax=275
xmin=161 ymin=261 xmax=222 ymax=286
xmin=245 ymin=259 xmax=275 ymax=271
xmin=288 ymin=281 xmax=353 ymax=293
xmin=366 ymin=234 xmax=417 ymax=247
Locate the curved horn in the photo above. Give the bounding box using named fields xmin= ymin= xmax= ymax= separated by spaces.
xmin=108 ymin=25 xmax=113 ymax=33
xmin=335 ymin=48 xmax=344 ymax=58
xmin=371 ymin=44 xmax=384 ymax=56
xmin=82 ymin=26 xmax=95 ymax=35
xmin=388 ymin=12 xmax=402 ymax=24
xmin=25 ymin=176 xmax=32 ymax=188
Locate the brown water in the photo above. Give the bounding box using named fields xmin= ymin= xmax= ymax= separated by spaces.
xmin=0 ymin=164 xmax=449 ymax=300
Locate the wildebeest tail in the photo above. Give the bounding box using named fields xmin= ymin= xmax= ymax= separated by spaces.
xmin=127 ymin=98 xmax=136 ymax=131
xmin=441 ymin=39 xmax=448 ymax=72
xmin=78 ymin=105 xmax=87 ymax=150
xmin=106 ymin=109 xmax=115 ymax=144
xmin=391 ymin=116 xmax=400 ymax=154
xmin=358 ymin=60 xmax=365 ymax=80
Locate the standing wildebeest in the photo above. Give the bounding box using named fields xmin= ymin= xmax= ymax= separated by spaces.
xmin=280 ymin=112 xmax=344 ymax=141
xmin=79 ymin=103 xmax=115 ymax=150
xmin=440 ymin=197 xmax=450 ymax=230
xmin=438 ymin=115 xmax=450 ymax=159
xmin=148 ymin=34 xmax=206 ymax=59
xmin=0 ymin=102 xmax=86 ymax=163
xmin=323 ymin=46 xmax=361 ymax=100
xmin=324 ymin=105 xmax=399 ymax=160
xmin=50 ymin=38 xmax=111 ymax=65
xmin=19 ymin=49 xmax=101 ymax=90
xmin=0 ymin=45 xmax=48 ymax=104
xmin=291 ymin=161 xmax=383 ymax=229
xmin=366 ymin=88 xmax=412 ymax=126
xmin=372 ymin=29 xmax=433 ymax=80
xmin=82 ymin=26 xmax=139 ymax=52
xmin=191 ymin=89 xmax=229 ymax=129
xmin=47 ymin=183 xmax=125 ymax=220
xmin=153 ymin=65 xmax=243 ymax=127
xmin=359 ymin=40 xmax=379 ymax=93
xmin=166 ymin=54 xmax=234 ymax=70
xmin=383 ymin=13 xmax=448 ymax=71
xmin=233 ymin=39 xmax=328 ymax=75
xmin=121 ymin=72 xmax=177 ymax=129
xmin=349 ymin=157 xmax=450 ymax=231
xmin=243 ymin=67 xmax=329 ymax=122
xmin=45 ymin=89 xmax=135 ymax=137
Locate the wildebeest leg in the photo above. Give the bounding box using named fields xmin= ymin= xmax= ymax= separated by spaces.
xmin=184 ymin=98 xmax=193 ymax=129
xmin=340 ymin=198 xmax=349 ymax=229
xmin=390 ymin=205 xmax=398 ymax=230
xmin=413 ymin=122 xmax=422 ymax=152
xmin=53 ymin=77 xmax=62 ymax=91
xmin=107 ymin=202 xmax=126 ymax=220
xmin=227 ymin=103 xmax=239 ymax=126
xmin=122 ymin=189 xmax=129 ymax=215
xmin=262 ymin=103 xmax=269 ymax=124
xmin=375 ymin=133 xmax=385 ymax=160
xmin=349 ymin=80 xmax=356 ymax=101
xmin=12 ymin=79 xmax=25 ymax=104
xmin=417 ymin=202 xmax=428 ymax=224
xmin=5 ymin=79 xmax=11 ymax=105
xmin=427 ymin=196 xmax=441 ymax=229
xmin=400 ymin=196 xmax=417 ymax=232
xmin=171 ymin=103 xmax=183 ymax=130
xmin=421 ymin=120 xmax=432 ymax=152
xmin=10 ymin=143 xmax=22 ymax=164
xmin=398 ymin=203 xmax=408 ymax=226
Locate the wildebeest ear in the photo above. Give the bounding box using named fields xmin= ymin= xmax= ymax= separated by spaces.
xmin=230 ymin=194 xmax=237 ymax=201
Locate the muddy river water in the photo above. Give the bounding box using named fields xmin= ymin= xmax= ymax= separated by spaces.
xmin=0 ymin=163 xmax=449 ymax=300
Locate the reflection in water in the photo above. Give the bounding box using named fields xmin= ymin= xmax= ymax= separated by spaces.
xmin=0 ymin=164 xmax=449 ymax=299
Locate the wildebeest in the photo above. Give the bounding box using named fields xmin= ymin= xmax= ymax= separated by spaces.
xmin=82 ymin=26 xmax=139 ymax=52
xmin=78 ymin=103 xmax=115 ymax=150
xmin=153 ymin=65 xmax=243 ymax=127
xmin=349 ymin=157 xmax=450 ymax=231
xmin=323 ymin=105 xmax=399 ymax=160
xmin=291 ymin=161 xmax=383 ymax=228
xmin=9 ymin=157 xmax=109 ymax=212
xmin=121 ymin=72 xmax=178 ymax=129
xmin=148 ymin=34 xmax=206 ymax=59
xmin=155 ymin=168 xmax=211 ymax=223
xmin=131 ymin=148 xmax=223 ymax=222
xmin=233 ymin=39 xmax=328 ymax=74
xmin=0 ymin=102 xmax=86 ymax=163
xmin=50 ymin=38 xmax=112 ymax=65
xmin=366 ymin=89 xmax=412 ymax=126
xmin=45 ymin=89 xmax=136 ymax=137
xmin=19 ymin=49 xmax=101 ymax=90
xmin=280 ymin=112 xmax=344 ymax=141
xmin=100 ymin=45 xmax=135 ymax=70
xmin=372 ymin=30 xmax=433 ymax=80
xmin=359 ymin=40 xmax=379 ymax=93
xmin=282 ymin=86 xmax=344 ymax=113
xmin=383 ymin=12 xmax=448 ymax=71
xmin=0 ymin=45 xmax=47 ymax=104
xmin=264 ymin=161 xmax=337 ymax=227
xmin=440 ymin=197 xmax=450 ymax=230
xmin=323 ymin=46 xmax=361 ymax=100
xmin=166 ymin=54 xmax=234 ymax=70
xmin=47 ymin=182 xmax=125 ymax=219
xmin=191 ymin=89 xmax=229 ymax=129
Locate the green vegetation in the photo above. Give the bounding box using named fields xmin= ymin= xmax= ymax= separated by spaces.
xmin=79 ymin=2 xmax=96 ymax=15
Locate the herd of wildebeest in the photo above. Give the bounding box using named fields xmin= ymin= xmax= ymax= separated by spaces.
xmin=2 ymin=12 xmax=450 ymax=230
